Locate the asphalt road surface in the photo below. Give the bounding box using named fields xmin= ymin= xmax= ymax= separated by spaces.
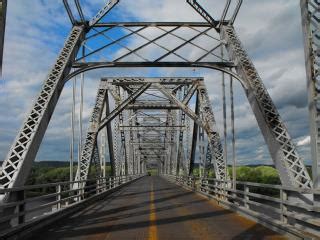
xmin=30 ymin=176 xmax=287 ymax=240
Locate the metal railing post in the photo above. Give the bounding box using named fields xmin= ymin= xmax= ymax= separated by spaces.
xmin=244 ymin=184 xmax=249 ymax=209
xmin=56 ymin=184 xmax=61 ymax=210
xmin=17 ymin=190 xmax=25 ymax=225
xmin=205 ymin=179 xmax=209 ymax=194
xmin=96 ymin=179 xmax=100 ymax=194
xmin=280 ymin=189 xmax=288 ymax=224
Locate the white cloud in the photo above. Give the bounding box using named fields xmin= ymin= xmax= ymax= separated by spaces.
xmin=297 ymin=136 xmax=310 ymax=146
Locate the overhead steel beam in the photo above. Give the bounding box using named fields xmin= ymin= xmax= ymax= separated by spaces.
xmin=105 ymin=77 xmax=203 ymax=84
xmin=63 ymin=0 xmax=76 ymax=25
xmin=94 ymin=22 xmax=213 ymax=27
xmin=74 ymin=0 xmax=86 ymax=24
xmin=231 ymin=0 xmax=243 ymax=24
xmin=0 ymin=0 xmax=7 ymax=74
xmin=186 ymin=0 xmax=218 ymax=27
xmin=89 ymin=0 xmax=119 ymax=27
xmin=127 ymin=103 xmax=179 ymax=110
xmin=72 ymin=62 xmax=234 ymax=69
xmin=119 ymin=126 xmax=184 ymax=131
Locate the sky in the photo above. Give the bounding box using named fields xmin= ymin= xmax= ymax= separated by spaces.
xmin=0 ymin=0 xmax=312 ymax=166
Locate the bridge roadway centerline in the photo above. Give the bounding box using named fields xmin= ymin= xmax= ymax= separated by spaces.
xmin=29 ymin=177 xmax=288 ymax=240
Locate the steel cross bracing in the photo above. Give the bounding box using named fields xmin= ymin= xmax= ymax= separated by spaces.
xmin=301 ymin=0 xmax=320 ymax=189
xmin=92 ymin=143 xmax=102 ymax=178
xmin=0 ymin=0 xmax=315 ymax=206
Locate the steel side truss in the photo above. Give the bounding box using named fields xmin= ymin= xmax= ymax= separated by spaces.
xmin=301 ymin=0 xmax=320 ymax=189
xmin=75 ymin=80 xmax=150 ymax=184
xmin=75 ymin=81 xmax=108 ymax=183
xmin=221 ymin=25 xmax=312 ymax=188
xmin=0 ymin=26 xmax=85 ymax=195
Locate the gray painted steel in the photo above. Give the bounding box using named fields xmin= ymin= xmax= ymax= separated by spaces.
xmin=0 ymin=26 xmax=85 ymax=195
xmin=0 ymin=0 xmax=7 ymax=74
xmin=301 ymin=0 xmax=320 ymax=189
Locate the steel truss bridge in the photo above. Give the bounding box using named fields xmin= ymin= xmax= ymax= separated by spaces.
xmin=0 ymin=0 xmax=320 ymax=239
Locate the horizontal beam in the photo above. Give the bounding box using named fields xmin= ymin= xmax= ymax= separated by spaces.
xmin=127 ymin=103 xmax=179 ymax=110
xmin=68 ymin=62 xmax=245 ymax=88
xmin=104 ymin=77 xmax=203 ymax=84
xmin=73 ymin=61 xmax=234 ymax=69
xmin=94 ymin=22 xmax=216 ymax=27
xmin=134 ymin=143 xmax=170 ymax=146
xmin=120 ymin=125 xmax=184 ymax=129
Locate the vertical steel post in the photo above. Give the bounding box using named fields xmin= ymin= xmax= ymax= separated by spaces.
xmin=105 ymin=91 xmax=116 ymax=176
xmin=78 ymin=45 xmax=85 ymax=178
xmin=221 ymin=45 xmax=228 ymax=179
xmin=189 ymin=92 xmax=199 ymax=175
xmin=230 ymin=76 xmax=236 ymax=189
xmin=70 ymin=77 xmax=76 ymax=188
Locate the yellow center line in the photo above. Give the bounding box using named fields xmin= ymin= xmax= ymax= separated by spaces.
xmin=148 ymin=180 xmax=158 ymax=240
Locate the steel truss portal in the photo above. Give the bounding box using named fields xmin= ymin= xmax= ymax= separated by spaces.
xmin=82 ymin=77 xmax=227 ymax=182
xmin=0 ymin=0 xmax=315 ymax=205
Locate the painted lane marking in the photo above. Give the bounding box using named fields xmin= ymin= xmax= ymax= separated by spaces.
xmin=148 ymin=180 xmax=158 ymax=240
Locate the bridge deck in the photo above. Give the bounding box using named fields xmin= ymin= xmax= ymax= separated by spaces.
xmin=31 ymin=176 xmax=287 ymax=240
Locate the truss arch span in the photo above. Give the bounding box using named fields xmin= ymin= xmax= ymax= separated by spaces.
xmin=66 ymin=63 xmax=249 ymax=90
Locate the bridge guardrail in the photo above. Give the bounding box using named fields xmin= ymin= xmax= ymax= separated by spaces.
xmin=163 ymin=174 xmax=320 ymax=238
xmin=0 ymin=174 xmax=144 ymax=233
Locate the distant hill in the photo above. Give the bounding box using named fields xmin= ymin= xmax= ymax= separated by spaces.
xmin=32 ymin=161 xmax=71 ymax=168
